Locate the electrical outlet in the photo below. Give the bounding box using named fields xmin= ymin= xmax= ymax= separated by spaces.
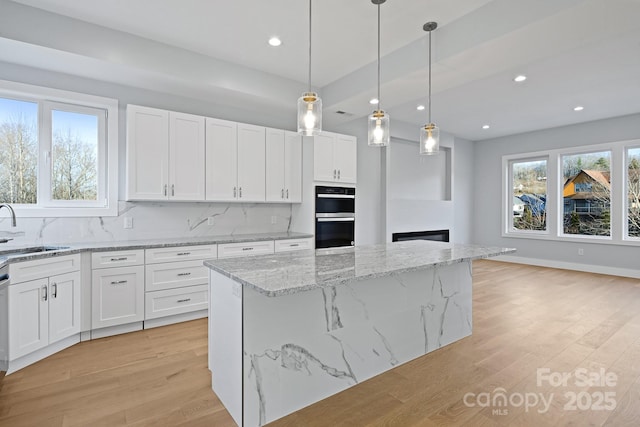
xmin=271 ymin=215 xmax=277 ymax=224
xmin=123 ymin=217 xmax=133 ymax=229
xmin=207 ymin=216 xmax=215 ymax=226
xmin=578 ymin=248 xmax=584 ymax=256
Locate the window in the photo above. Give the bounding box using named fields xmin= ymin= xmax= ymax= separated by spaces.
xmin=510 ymin=159 xmax=547 ymax=232
xmin=628 ymin=147 xmax=640 ymax=238
xmin=0 ymin=80 xmax=118 ymax=217
xmin=561 ymin=151 xmax=611 ymax=237
xmin=503 ymin=139 xmax=639 ymax=246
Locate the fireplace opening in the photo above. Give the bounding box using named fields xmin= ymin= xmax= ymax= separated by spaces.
xmin=392 ymin=229 xmax=450 ymax=243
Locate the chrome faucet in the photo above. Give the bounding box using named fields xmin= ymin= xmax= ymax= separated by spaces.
xmin=0 ymin=204 xmax=17 ymax=227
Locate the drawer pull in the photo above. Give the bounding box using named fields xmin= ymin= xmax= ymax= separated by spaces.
xmin=110 ymin=257 xmax=128 ymax=262
xmin=290 ymin=243 xmax=299 ymax=247
xmin=177 ymin=298 xmax=191 ymax=303
xmin=242 ymin=247 xmax=253 ymax=251
xmin=110 ymin=280 xmax=128 ymax=285
xmin=177 ymin=272 xmax=192 ymax=277
xmin=177 ymin=252 xmax=191 ymax=256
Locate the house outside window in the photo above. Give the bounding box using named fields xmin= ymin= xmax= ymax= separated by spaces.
xmin=508 ymin=158 xmax=547 ymax=232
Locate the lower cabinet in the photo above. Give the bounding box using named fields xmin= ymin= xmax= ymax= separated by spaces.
xmin=144 ymin=284 xmax=209 ymax=320
xmin=8 ymin=259 xmax=81 ymax=361
xmin=91 ymin=265 xmax=145 ymax=329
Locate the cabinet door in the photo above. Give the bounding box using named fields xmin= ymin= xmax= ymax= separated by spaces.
xmin=265 ymin=128 xmax=285 ymax=202
xmin=92 ymin=266 xmax=144 ymax=329
xmin=237 ymin=123 xmax=266 ymax=202
xmin=284 ymin=131 xmax=302 ymax=202
xmin=126 ymin=105 xmax=169 ymax=200
xmin=169 ymin=112 xmax=205 ymax=201
xmin=8 ymin=278 xmax=49 ymax=360
xmin=313 ymin=133 xmax=336 ymax=182
xmin=48 ymin=271 xmax=81 ymax=344
xmin=205 ymin=118 xmax=238 ymax=201
xmin=334 ymin=135 xmax=357 ymax=184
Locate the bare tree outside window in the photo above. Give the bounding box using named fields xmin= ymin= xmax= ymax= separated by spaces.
xmin=0 ymin=99 xmax=38 ymax=204
xmin=628 ymin=148 xmax=640 ymax=238
xmin=512 ymin=159 xmax=547 ymax=231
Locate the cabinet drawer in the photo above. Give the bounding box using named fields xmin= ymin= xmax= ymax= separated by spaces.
xmin=217 ymin=240 xmax=274 ymax=259
xmin=145 ymin=260 xmax=208 ymax=292
xmin=274 ymin=238 xmax=313 ymax=253
xmin=145 ymin=285 xmax=208 ymax=320
xmin=145 ymin=245 xmax=217 ymax=264
xmin=91 ymin=250 xmax=144 ymax=269
xmin=9 ymin=254 xmax=81 ymax=285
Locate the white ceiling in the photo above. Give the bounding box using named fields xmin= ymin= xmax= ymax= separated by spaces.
xmin=2 ymin=0 xmax=640 ymax=141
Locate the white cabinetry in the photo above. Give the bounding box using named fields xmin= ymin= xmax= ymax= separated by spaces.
xmin=126 ymin=105 xmax=205 ymax=201
xmin=91 ymin=250 xmax=145 ymax=332
xmin=144 ymin=245 xmax=216 ymax=326
xmin=266 ymin=129 xmax=302 ymax=202
xmin=206 ymin=119 xmax=266 ymax=202
xmin=8 ymin=255 xmax=81 ymax=362
xmin=274 ymin=237 xmax=314 ymax=252
xmin=313 ymin=132 xmax=357 ymax=184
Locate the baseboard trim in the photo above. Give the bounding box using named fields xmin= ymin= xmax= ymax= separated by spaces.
xmin=144 ymin=310 xmax=208 ymax=329
xmin=492 ymin=255 xmax=640 ymax=279
xmin=91 ymin=322 xmax=143 ymax=340
xmin=5 ymin=334 xmax=80 ymax=375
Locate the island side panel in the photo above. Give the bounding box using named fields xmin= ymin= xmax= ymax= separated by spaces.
xmin=241 ymin=260 xmax=473 ymax=426
xmin=209 ymin=271 xmax=243 ymax=426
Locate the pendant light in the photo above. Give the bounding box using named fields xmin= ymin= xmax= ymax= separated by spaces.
xmin=297 ymin=0 xmax=322 ymax=136
xmin=368 ymin=0 xmax=390 ymax=147
xmin=420 ymin=21 xmax=439 ymax=155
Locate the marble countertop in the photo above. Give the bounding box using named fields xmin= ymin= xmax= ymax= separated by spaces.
xmin=0 ymin=232 xmax=312 ymax=268
xmin=205 ymin=240 xmax=516 ymax=297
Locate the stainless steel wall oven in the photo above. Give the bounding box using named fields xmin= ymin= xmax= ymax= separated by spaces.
xmin=315 ymin=186 xmax=355 ymax=249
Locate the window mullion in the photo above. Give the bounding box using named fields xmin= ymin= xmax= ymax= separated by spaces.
xmin=38 ymin=101 xmax=53 ymax=206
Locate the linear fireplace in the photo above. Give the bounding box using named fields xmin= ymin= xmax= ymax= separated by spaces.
xmin=392 ymin=229 xmax=450 ymax=243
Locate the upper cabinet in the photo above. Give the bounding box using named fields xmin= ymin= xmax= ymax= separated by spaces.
xmin=266 ymin=129 xmax=302 ymax=202
xmin=126 ymin=105 xmax=205 ymax=201
xmin=206 ymin=119 xmax=266 ymax=202
xmin=313 ymin=131 xmax=357 ymax=184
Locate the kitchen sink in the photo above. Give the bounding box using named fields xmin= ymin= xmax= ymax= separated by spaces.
xmin=0 ymin=246 xmax=70 ymax=257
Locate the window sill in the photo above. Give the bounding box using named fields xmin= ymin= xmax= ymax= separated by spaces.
xmin=502 ymin=231 xmax=640 ymax=247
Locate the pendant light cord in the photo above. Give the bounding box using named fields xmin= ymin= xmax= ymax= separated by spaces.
xmin=428 ymin=29 xmax=432 ymax=124
xmin=377 ymin=3 xmax=381 ymax=110
xmin=308 ymin=0 xmax=312 ymax=93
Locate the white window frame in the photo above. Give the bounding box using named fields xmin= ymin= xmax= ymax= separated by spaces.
xmin=502 ymin=139 xmax=639 ymax=246
xmin=0 ymin=80 xmax=118 ymax=217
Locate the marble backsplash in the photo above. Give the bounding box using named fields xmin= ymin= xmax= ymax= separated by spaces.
xmin=0 ymin=201 xmax=296 ymax=246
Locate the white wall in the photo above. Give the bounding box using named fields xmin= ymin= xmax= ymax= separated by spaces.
xmin=473 ymin=113 xmax=640 ymax=271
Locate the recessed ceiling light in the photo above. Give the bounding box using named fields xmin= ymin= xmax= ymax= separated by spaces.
xmin=573 ymin=106 xmax=584 ymax=111
xmin=416 ymin=105 xmax=425 ymax=111
xmin=482 ymin=124 xmax=490 ymax=129
xmin=268 ymin=37 xmax=282 ymax=47
xmin=514 ymin=75 xmax=527 ymax=83
xmin=369 ymin=98 xmax=379 ymax=105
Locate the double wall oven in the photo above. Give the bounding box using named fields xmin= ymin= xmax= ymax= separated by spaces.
xmin=315 ymin=186 xmax=355 ymax=249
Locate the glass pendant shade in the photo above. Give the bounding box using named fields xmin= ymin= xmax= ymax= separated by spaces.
xmin=368 ymin=110 xmax=390 ymax=146
xmin=419 ymin=123 xmax=440 ymax=155
xmin=297 ymin=92 xmax=322 ymax=136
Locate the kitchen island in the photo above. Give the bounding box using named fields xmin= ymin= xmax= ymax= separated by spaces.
xmin=205 ymin=240 xmax=514 ymax=426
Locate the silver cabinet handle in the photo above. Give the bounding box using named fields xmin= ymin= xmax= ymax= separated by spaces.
xmin=110 ymin=280 xmax=128 ymax=285
xmin=171 ymin=184 xmax=175 ymax=196
xmin=286 ymin=189 xmax=289 ymax=199
xmin=177 ymin=298 xmax=191 ymax=303
xmin=281 ymin=189 xmax=284 ymax=199
xmin=110 ymin=257 xmax=128 ymax=262
xmin=177 ymin=272 xmax=192 ymax=277
xmin=164 ymin=184 xmax=167 ymax=196
xmin=290 ymin=243 xmax=299 ymax=247
xmin=333 ymin=169 xmax=337 ymax=179
xmin=239 ymin=187 xmax=242 ymax=198
xmin=233 ymin=186 xmax=237 ymax=198
xmin=177 ymin=252 xmax=191 ymax=256
xmin=241 ymin=247 xmax=254 ymax=251
xmin=338 ymin=169 xmax=341 ymax=179
xmin=51 ymin=283 xmax=57 ymax=299
xmin=42 ymin=285 xmax=48 ymax=302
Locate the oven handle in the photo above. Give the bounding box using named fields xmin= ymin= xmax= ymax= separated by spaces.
xmin=316 ymin=213 xmax=354 ymax=218
xmin=317 ymin=194 xmax=355 ymax=199
xmin=317 ymin=217 xmax=355 ymax=222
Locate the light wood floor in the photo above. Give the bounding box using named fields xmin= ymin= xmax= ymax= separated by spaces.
xmin=1 ymin=260 xmax=640 ymax=426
